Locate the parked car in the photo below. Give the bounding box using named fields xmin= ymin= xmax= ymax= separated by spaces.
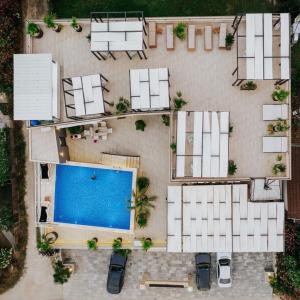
xmin=106 ymin=253 xmax=127 ymax=294
xmin=217 ymin=252 xmax=232 ymax=288
xmin=195 ymin=253 xmax=211 ymax=290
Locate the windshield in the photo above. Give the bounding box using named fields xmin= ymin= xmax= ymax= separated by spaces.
xmin=219 ymin=258 xmax=230 ymax=266
xmin=220 ymin=278 xmax=231 ymax=284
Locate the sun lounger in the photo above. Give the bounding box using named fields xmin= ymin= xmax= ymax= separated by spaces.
xmin=176 ymin=111 xmax=186 ymax=177
xmin=148 ymin=22 xmax=157 ymax=48
xmin=219 ymin=23 xmax=227 ymax=48
xmin=192 ymin=112 xmax=203 ymax=177
xmin=187 ymin=25 xmax=196 ymax=50
xmin=263 ymin=136 xmax=288 ymax=153
xmin=166 ymin=24 xmax=174 ymax=50
xmin=204 ymin=26 xmax=212 ymax=51
xmin=263 ymin=104 xmax=288 ymax=121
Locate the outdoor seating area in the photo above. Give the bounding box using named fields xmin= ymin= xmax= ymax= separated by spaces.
xmin=62 ymin=73 xmax=109 ymax=119
xmin=175 ymin=111 xmax=229 ymax=179
xmin=90 ymin=11 xmax=147 ymax=60
xmin=167 ymin=184 xmax=284 ymax=253
xmin=130 ymin=67 xmax=170 ymax=110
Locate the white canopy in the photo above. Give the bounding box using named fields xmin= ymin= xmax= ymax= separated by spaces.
xmin=14 ymin=54 xmax=60 ymax=121
xmin=167 ymin=184 xmax=284 ymax=253
xmin=245 ymin=13 xmax=290 ymax=80
xmin=176 ymin=111 xmax=229 ymax=178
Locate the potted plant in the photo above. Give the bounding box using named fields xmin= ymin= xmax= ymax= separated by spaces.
xmin=45 ymin=231 xmax=58 ymax=244
xmin=27 ymin=22 xmax=43 ymax=38
xmin=68 ymin=126 xmax=83 ymax=135
xmin=116 ymin=97 xmax=130 ymax=114
xmin=268 ymin=120 xmax=290 ymax=134
xmin=112 ymin=238 xmax=131 ymax=257
xmin=71 ymin=16 xmax=82 ymax=32
xmin=162 ymin=115 xmax=170 ymax=126
xmin=136 ymin=177 xmax=150 ymax=193
xmin=272 ymin=86 xmax=289 ymax=102
xmin=240 ymin=81 xmax=257 ymax=90
xmin=0 ymin=248 xmax=12 ymax=269
xmin=141 ymin=238 xmax=153 ymax=252
xmin=37 ymin=235 xmax=55 ymax=256
xmin=170 ymin=143 xmax=176 ymax=153
xmin=53 ymin=260 xmax=71 ymax=284
xmin=135 ymin=120 xmax=146 ymax=131
xmin=272 ymin=163 xmax=286 ymax=175
xmin=43 ymin=13 xmax=62 ymax=32
xmin=87 ymin=237 xmax=98 ymax=250
xmin=228 ymin=160 xmax=237 ymax=175
xmin=174 ymin=22 xmax=187 ymax=40
xmin=225 ymin=33 xmax=234 ymax=50
xmin=173 ymin=91 xmax=187 ymax=111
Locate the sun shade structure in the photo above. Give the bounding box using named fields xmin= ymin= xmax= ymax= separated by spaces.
xmin=62 ymin=73 xmax=109 ymax=119
xmin=251 ymin=179 xmax=282 ymax=201
xmin=232 ymin=13 xmax=290 ymax=86
xmin=90 ymin=11 xmax=147 ymax=60
xmin=130 ymin=68 xmax=170 ymax=110
xmin=14 ymin=54 xmax=60 ymax=121
xmin=175 ymin=111 xmax=229 ymax=179
xmin=167 ymin=184 xmax=284 ymax=253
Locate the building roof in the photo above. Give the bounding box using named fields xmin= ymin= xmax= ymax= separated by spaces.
xmin=14 ymin=54 xmax=53 ymax=120
xmin=287 ymin=146 xmax=300 ymax=220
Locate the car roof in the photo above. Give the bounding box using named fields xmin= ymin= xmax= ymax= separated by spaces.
xmin=196 ymin=268 xmax=210 ymax=288
xmin=219 ymin=265 xmax=231 ymax=279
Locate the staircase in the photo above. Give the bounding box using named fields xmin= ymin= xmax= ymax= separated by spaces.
xmin=99 ymin=153 xmax=140 ymax=169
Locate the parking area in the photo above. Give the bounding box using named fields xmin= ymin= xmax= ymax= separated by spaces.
xmin=61 ymin=250 xmax=273 ymax=300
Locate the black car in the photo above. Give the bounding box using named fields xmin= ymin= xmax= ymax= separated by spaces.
xmin=195 ymin=253 xmax=211 ymax=290
xmin=106 ymin=253 xmax=127 ymax=294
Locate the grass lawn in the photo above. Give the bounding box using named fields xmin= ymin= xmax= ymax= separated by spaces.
xmin=50 ymin=0 xmax=275 ymax=18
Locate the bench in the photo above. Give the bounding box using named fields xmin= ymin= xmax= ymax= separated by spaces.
xmin=187 ymin=25 xmax=196 ymax=51
xmin=219 ymin=23 xmax=227 ymax=48
xmin=148 ymin=22 xmax=157 ymax=48
xmin=204 ymin=26 xmax=212 ymax=50
xmin=166 ymin=24 xmax=174 ymax=50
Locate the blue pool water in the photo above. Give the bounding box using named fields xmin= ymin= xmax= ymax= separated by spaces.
xmin=54 ymin=164 xmax=133 ymax=230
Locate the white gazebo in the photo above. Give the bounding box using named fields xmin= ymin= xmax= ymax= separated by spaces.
xmin=13 ymin=53 xmax=60 ymax=121
xmin=62 ymin=73 xmax=109 ymax=119
xmin=175 ymin=111 xmax=229 ymax=178
xmin=232 ymin=13 xmax=290 ymax=86
xmin=167 ymin=184 xmax=284 ymax=253
xmin=129 ymin=68 xmax=170 ymax=111
xmin=90 ymin=11 xmax=147 ymax=60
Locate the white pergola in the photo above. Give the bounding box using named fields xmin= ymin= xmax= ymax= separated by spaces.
xmin=232 ymin=13 xmax=290 ymax=86
xmin=14 ymin=54 xmax=60 ymax=121
xmin=167 ymin=184 xmax=284 ymax=253
xmin=129 ymin=68 xmax=170 ymax=111
xmin=175 ymin=111 xmax=229 ymax=178
xmin=90 ymin=11 xmax=147 ymax=60
xmin=62 ymin=73 xmax=109 ymax=119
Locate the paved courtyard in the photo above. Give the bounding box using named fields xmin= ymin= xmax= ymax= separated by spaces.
xmin=60 ymin=250 xmax=274 ymax=300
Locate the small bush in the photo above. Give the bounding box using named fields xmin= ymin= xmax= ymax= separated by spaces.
xmin=141 ymin=238 xmax=153 ymax=252
xmin=53 ymin=261 xmax=71 ymax=285
xmin=37 ymin=235 xmax=55 ymax=256
xmin=71 ymin=16 xmax=78 ymax=28
xmin=87 ymin=238 xmax=98 ymax=250
xmin=272 ymin=86 xmax=289 ymax=102
xmin=225 ymin=33 xmax=234 ymax=48
xmin=228 ymin=160 xmax=237 ymax=175
xmin=272 ymin=163 xmax=286 ymax=175
xmin=173 ymin=91 xmax=187 ymax=111
xmin=116 ymin=97 xmax=130 ymax=114
xmin=43 ymin=12 xmax=56 ymax=29
xmin=135 ymin=120 xmax=146 ymax=131
xmin=0 ymin=207 xmax=14 ymax=231
xmin=136 ymin=177 xmax=150 ymax=193
xmin=174 ymin=22 xmax=187 ymax=40
xmin=26 ymin=22 xmax=40 ymax=36
xmin=0 ymin=248 xmax=12 ymax=269
xmin=68 ymin=126 xmax=83 ymax=135
xmin=162 ymin=115 xmax=170 ymax=126
xmin=170 ymin=143 xmax=176 ymax=152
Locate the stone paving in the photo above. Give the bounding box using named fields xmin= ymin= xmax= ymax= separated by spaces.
xmin=61 ymin=250 xmax=274 ymax=300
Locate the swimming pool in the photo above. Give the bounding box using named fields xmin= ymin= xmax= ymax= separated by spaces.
xmin=53 ymin=163 xmax=135 ymax=231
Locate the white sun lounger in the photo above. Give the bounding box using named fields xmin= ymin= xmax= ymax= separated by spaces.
xmin=281 ymin=13 xmax=290 ymax=80
xmin=263 ymin=136 xmax=288 ymax=153
xmin=166 ymin=24 xmax=174 ymax=50
xmin=263 ymin=104 xmax=288 ymax=121
xmin=204 ymin=26 xmax=212 ymax=50
xmin=193 ymin=112 xmax=203 ymax=177
xmin=188 ymin=25 xmax=196 ymax=50
xmin=246 ymin=14 xmax=255 ymax=79
xmin=264 ymin=13 xmax=273 ymax=79
xmin=176 ymin=111 xmax=186 ymax=177
xmin=219 ymin=23 xmax=227 ymax=48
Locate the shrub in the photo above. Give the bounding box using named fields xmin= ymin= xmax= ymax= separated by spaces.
xmin=0 ymin=207 xmax=14 ymax=231
xmin=272 ymin=86 xmax=289 ymax=102
xmin=174 ymin=22 xmax=187 ymax=40
xmin=71 ymin=16 xmax=78 ymax=29
xmin=116 ymin=97 xmax=130 ymax=114
xmin=241 ymin=81 xmax=257 ymax=90
xmin=0 ymin=248 xmax=12 ymax=269
xmin=162 ymin=115 xmax=170 ymax=126
xmin=87 ymin=238 xmax=98 ymax=250
xmin=43 ymin=12 xmax=56 ymax=29
xmin=37 ymin=235 xmax=55 ymax=256
xmin=170 ymin=143 xmax=176 ymax=152
xmin=112 ymin=238 xmax=131 ymax=257
xmin=141 ymin=238 xmax=153 ymax=252
xmin=225 ymin=33 xmax=234 ymax=48
xmin=53 ymin=261 xmax=71 ymax=285
xmin=26 ymin=22 xmax=41 ymax=37
xmin=0 ymin=128 xmax=10 ymax=185
xmin=136 ymin=177 xmax=150 ymax=193
xmin=272 ymin=163 xmax=286 ymax=175
xmin=228 ymin=160 xmax=237 ymax=175
xmin=173 ymin=91 xmax=187 ymax=111
xmin=135 ymin=120 xmax=146 ymax=131
xmin=67 ymin=126 xmax=83 ymax=135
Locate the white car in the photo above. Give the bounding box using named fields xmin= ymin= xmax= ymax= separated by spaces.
xmin=217 ymin=252 xmax=232 ymax=288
